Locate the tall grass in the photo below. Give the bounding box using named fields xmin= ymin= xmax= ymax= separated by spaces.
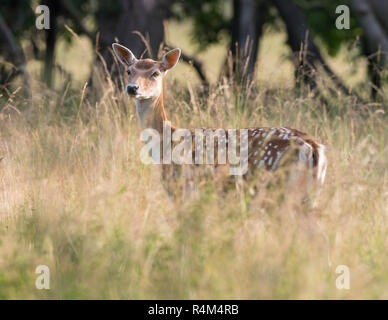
xmin=0 ymin=36 xmax=387 ymax=299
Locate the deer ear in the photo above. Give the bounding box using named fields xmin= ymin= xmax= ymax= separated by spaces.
xmin=161 ymin=48 xmax=181 ymax=71
xmin=112 ymin=43 xmax=137 ymax=67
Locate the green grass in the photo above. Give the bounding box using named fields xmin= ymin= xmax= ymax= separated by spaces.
xmin=0 ymin=27 xmax=387 ymax=299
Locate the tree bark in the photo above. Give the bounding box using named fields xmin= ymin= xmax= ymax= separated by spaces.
xmin=351 ymin=0 xmax=388 ymax=53
xmin=351 ymin=0 xmax=388 ymax=99
xmin=228 ymin=0 xmax=268 ymax=84
xmin=369 ymin=0 xmax=388 ymax=33
xmin=271 ymin=0 xmax=321 ymax=90
xmin=43 ymin=0 xmax=58 ymax=88
xmin=0 ymin=12 xmax=30 ymax=96
xmin=271 ymin=0 xmax=361 ymax=101
xmin=96 ymin=0 xmax=172 ymax=71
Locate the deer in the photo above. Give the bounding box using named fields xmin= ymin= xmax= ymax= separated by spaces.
xmin=112 ymin=43 xmax=327 ymax=202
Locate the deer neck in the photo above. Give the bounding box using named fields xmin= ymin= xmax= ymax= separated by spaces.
xmin=135 ymin=91 xmax=169 ymax=134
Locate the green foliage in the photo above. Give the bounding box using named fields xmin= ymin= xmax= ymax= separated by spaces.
xmin=0 ymin=0 xmax=369 ymax=61
xmin=295 ymin=0 xmax=363 ymax=56
xmin=0 ymin=0 xmax=92 ymax=52
xmin=172 ymin=0 xmax=365 ymax=56
xmin=172 ymin=0 xmax=231 ymax=51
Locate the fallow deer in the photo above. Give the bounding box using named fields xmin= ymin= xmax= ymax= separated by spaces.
xmin=112 ymin=43 xmax=327 ymax=200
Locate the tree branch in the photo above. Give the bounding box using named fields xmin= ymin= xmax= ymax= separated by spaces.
xmin=271 ymin=0 xmax=364 ymax=102
xmin=351 ymin=0 xmax=388 ymax=55
xmin=165 ymin=44 xmax=209 ymax=88
xmin=0 ymin=12 xmax=30 ymax=96
xmin=351 ymin=0 xmax=388 ymax=99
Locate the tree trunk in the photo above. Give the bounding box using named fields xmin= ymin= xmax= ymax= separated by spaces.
xmin=96 ymin=0 xmax=172 ymax=71
xmin=271 ymin=0 xmax=361 ymax=101
xmin=43 ymin=0 xmax=58 ymax=88
xmin=228 ymin=0 xmax=267 ymax=84
xmin=270 ymin=0 xmax=321 ymax=90
xmin=352 ymin=0 xmax=388 ymax=53
xmin=0 ymin=12 xmax=30 ymax=96
xmin=369 ymin=0 xmax=388 ymax=32
xmin=351 ymin=0 xmax=388 ymax=99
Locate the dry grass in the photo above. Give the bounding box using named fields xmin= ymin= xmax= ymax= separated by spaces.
xmin=0 ymin=27 xmax=387 ymax=299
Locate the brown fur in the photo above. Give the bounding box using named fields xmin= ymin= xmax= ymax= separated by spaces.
xmin=112 ymin=44 xmax=326 ymax=199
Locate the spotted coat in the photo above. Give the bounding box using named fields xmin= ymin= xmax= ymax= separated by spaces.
xmin=161 ymin=126 xmax=327 ymax=196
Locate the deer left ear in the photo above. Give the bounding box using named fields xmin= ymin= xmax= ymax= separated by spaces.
xmin=161 ymin=48 xmax=181 ymax=72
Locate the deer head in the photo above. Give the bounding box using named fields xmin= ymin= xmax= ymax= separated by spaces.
xmin=112 ymin=43 xmax=181 ymax=101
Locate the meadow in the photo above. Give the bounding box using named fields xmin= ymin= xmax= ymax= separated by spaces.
xmin=0 ymin=24 xmax=387 ymax=299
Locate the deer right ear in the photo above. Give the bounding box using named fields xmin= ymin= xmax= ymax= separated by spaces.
xmin=112 ymin=43 xmax=137 ymax=67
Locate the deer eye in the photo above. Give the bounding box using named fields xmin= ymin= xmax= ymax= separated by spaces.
xmin=127 ymin=69 xmax=131 ymax=76
xmin=151 ymin=71 xmax=160 ymax=78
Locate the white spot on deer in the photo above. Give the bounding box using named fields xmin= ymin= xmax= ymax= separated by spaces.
xmin=272 ymin=151 xmax=283 ymax=169
xmin=299 ymin=143 xmax=312 ymax=162
xmin=317 ymin=144 xmax=327 ymax=184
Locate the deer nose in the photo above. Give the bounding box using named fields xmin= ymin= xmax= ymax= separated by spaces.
xmin=126 ymin=84 xmax=139 ymax=96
